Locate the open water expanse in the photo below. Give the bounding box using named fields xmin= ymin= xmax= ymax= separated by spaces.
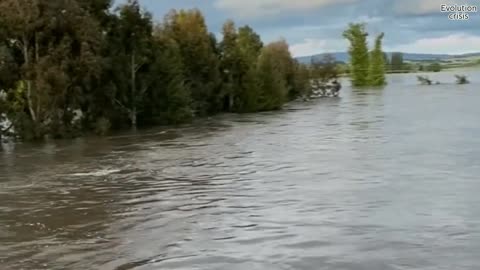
xmin=1 ymin=70 xmax=480 ymax=270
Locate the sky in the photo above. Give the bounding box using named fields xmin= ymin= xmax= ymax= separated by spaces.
xmin=127 ymin=0 xmax=480 ymax=57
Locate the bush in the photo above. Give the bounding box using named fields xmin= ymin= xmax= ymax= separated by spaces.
xmin=94 ymin=117 xmax=111 ymax=136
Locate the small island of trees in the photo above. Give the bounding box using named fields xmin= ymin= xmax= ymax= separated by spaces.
xmin=342 ymin=23 xmax=386 ymax=87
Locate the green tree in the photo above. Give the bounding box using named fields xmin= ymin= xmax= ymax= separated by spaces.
xmin=234 ymin=25 xmax=263 ymax=112
xmin=142 ymin=28 xmax=192 ymax=124
xmin=256 ymin=42 xmax=288 ymax=110
xmin=292 ymin=62 xmax=311 ymax=97
xmin=311 ymin=54 xmax=338 ymax=83
xmin=219 ymin=20 xmax=240 ymax=112
xmin=368 ymin=33 xmax=386 ymax=86
xmin=0 ymin=0 xmax=102 ymax=139
xmin=0 ymin=0 xmax=42 ymax=135
xmin=263 ymin=39 xmax=296 ymax=100
xmin=162 ymin=9 xmax=221 ymax=116
xmin=343 ymin=23 xmax=370 ymax=87
xmin=0 ymin=1 xmax=315 ymax=141
xmin=427 ymin=62 xmax=442 ymax=72
xmin=391 ymin=52 xmax=404 ymax=71
xmin=109 ymin=0 xmax=154 ymax=128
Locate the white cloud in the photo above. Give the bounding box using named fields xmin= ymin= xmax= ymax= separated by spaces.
xmin=289 ymin=38 xmax=348 ymax=57
xmin=214 ymin=0 xmax=357 ymax=18
xmin=290 ymin=34 xmax=480 ymax=57
xmin=386 ymin=34 xmax=480 ymax=54
xmin=394 ymin=0 xmax=471 ymax=15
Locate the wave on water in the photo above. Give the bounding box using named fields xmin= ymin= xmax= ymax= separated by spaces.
xmin=68 ymin=169 xmax=122 ymax=177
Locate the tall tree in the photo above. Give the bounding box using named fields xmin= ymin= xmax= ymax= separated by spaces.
xmin=141 ymin=27 xmax=192 ymax=124
xmin=343 ymin=23 xmax=370 ymax=87
xmin=256 ymin=42 xmax=289 ymax=111
xmin=368 ymin=32 xmax=386 ymax=86
xmin=111 ymin=0 xmax=153 ymax=128
xmin=292 ymin=62 xmax=311 ymax=98
xmin=0 ymin=0 xmax=102 ymax=139
xmin=391 ymin=52 xmax=404 ymax=71
xmin=162 ymin=9 xmax=221 ymax=116
xmin=219 ymin=20 xmax=240 ymax=112
xmin=0 ymin=0 xmax=41 ymax=129
xmin=235 ymin=25 xmax=263 ymax=112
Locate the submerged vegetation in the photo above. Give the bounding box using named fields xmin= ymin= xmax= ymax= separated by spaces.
xmin=0 ymin=0 xmax=312 ymax=140
xmin=343 ymin=23 xmax=386 ymax=87
xmin=417 ymin=76 xmax=433 ymax=85
xmin=417 ymin=75 xmax=470 ymax=85
xmin=455 ymin=75 xmax=469 ymax=84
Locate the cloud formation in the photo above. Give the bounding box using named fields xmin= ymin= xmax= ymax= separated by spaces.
xmin=386 ymin=33 xmax=480 ymax=54
xmin=134 ymin=0 xmax=480 ymax=56
xmin=214 ymin=0 xmax=357 ymax=18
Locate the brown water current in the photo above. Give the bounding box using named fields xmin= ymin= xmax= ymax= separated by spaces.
xmin=2 ymin=70 xmax=480 ymax=270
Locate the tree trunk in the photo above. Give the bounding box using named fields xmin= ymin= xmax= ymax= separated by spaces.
xmin=131 ymin=52 xmax=137 ymax=129
xmin=228 ymin=93 xmax=234 ymax=112
xmin=228 ymin=74 xmax=234 ymax=112
xmin=23 ymin=34 xmax=36 ymax=123
xmin=130 ymin=108 xmax=137 ymax=128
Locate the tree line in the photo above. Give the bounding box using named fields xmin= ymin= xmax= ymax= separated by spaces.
xmin=0 ymin=0 xmax=311 ymax=140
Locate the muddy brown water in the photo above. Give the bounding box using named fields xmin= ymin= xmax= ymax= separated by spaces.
xmin=2 ymin=70 xmax=480 ymax=270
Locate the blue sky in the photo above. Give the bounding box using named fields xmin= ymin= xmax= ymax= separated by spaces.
xmin=127 ymin=0 xmax=480 ymax=57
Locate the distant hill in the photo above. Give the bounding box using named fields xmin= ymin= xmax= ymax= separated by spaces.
xmin=296 ymin=52 xmax=480 ymax=64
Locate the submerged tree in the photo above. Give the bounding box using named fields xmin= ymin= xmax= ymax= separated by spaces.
xmin=111 ymin=0 xmax=154 ymax=128
xmin=455 ymin=75 xmax=469 ymax=84
xmin=143 ymin=30 xmax=192 ymax=124
xmin=0 ymin=1 xmax=310 ymax=141
xmin=256 ymin=42 xmax=289 ymax=111
xmin=417 ymin=76 xmax=432 ymax=85
xmin=390 ymin=52 xmax=404 ymax=71
xmin=234 ymin=25 xmax=263 ymax=112
xmin=0 ymin=0 xmax=103 ymax=139
xmin=343 ymin=23 xmax=370 ymax=87
xmin=368 ymin=33 xmax=386 ymax=86
xmin=219 ymin=20 xmax=240 ymax=112
xmin=162 ymin=9 xmax=221 ymax=116
xmin=311 ymin=54 xmax=338 ymax=83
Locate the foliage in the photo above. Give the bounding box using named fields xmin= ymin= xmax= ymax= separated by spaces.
xmin=390 ymin=52 xmax=404 ymax=71
xmin=234 ymin=25 xmax=264 ymax=112
xmin=94 ymin=116 xmax=111 ymax=136
xmin=455 ymin=75 xmax=469 ymax=84
xmin=0 ymin=1 xmax=306 ymax=140
xmin=427 ymin=62 xmax=442 ymax=72
xmin=343 ymin=23 xmax=386 ymax=87
xmin=256 ymin=44 xmax=288 ymax=111
xmin=292 ymin=62 xmax=311 ymax=98
xmin=343 ymin=23 xmax=370 ymax=87
xmin=162 ymin=9 xmax=222 ymax=116
xmin=417 ymin=76 xmax=432 ymax=85
xmin=368 ymin=33 xmax=386 ymax=86
xmin=311 ymin=54 xmax=338 ymax=82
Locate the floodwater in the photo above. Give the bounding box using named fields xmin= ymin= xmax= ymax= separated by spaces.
xmin=1 ymin=70 xmax=480 ymax=270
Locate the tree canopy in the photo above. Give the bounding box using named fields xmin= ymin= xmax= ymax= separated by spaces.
xmin=0 ymin=1 xmax=310 ymax=140
xmin=343 ymin=23 xmax=386 ymax=87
